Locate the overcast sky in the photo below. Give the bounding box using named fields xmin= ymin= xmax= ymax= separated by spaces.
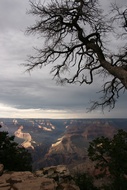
xmin=0 ymin=0 xmax=126 ymax=119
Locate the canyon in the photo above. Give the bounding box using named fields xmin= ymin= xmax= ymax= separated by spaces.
xmin=0 ymin=118 xmax=127 ymax=170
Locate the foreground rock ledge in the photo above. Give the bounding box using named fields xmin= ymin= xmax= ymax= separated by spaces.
xmin=0 ymin=164 xmax=79 ymax=190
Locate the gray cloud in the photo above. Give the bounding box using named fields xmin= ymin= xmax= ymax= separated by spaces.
xmin=0 ymin=0 xmax=32 ymax=32
xmin=0 ymin=0 xmax=126 ymax=118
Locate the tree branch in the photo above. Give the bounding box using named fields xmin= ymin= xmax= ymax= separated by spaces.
xmin=25 ymin=0 xmax=127 ymax=111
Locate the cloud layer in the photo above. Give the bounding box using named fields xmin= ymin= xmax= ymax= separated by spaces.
xmin=0 ymin=0 xmax=126 ymax=118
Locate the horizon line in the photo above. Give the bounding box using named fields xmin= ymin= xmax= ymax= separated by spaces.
xmin=0 ymin=117 xmax=127 ymax=120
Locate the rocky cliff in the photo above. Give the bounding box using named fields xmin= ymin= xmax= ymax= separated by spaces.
xmin=0 ymin=164 xmax=79 ymax=190
xmin=33 ymin=122 xmax=116 ymax=169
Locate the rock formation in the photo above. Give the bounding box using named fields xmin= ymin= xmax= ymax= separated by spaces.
xmin=14 ymin=125 xmax=34 ymax=149
xmin=0 ymin=164 xmax=80 ymax=190
xmin=35 ymin=122 xmax=116 ymax=169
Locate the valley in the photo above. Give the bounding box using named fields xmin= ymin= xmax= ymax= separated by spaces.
xmin=0 ymin=118 xmax=127 ymax=170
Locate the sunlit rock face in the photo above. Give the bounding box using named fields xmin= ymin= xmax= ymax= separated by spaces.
xmin=14 ymin=126 xmax=34 ymax=149
xmin=37 ymin=120 xmax=56 ymax=131
xmin=49 ymin=135 xmax=87 ymax=155
xmin=36 ymin=134 xmax=88 ymax=168
xmin=35 ymin=121 xmax=117 ymax=169
xmin=0 ymin=118 xmax=124 ymax=170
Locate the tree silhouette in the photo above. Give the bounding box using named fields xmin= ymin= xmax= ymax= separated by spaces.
xmin=0 ymin=131 xmax=32 ymax=171
xmin=88 ymin=129 xmax=127 ymax=189
xmin=26 ymin=0 xmax=127 ymax=110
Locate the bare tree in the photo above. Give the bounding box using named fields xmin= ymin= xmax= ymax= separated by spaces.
xmin=26 ymin=0 xmax=127 ymax=111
